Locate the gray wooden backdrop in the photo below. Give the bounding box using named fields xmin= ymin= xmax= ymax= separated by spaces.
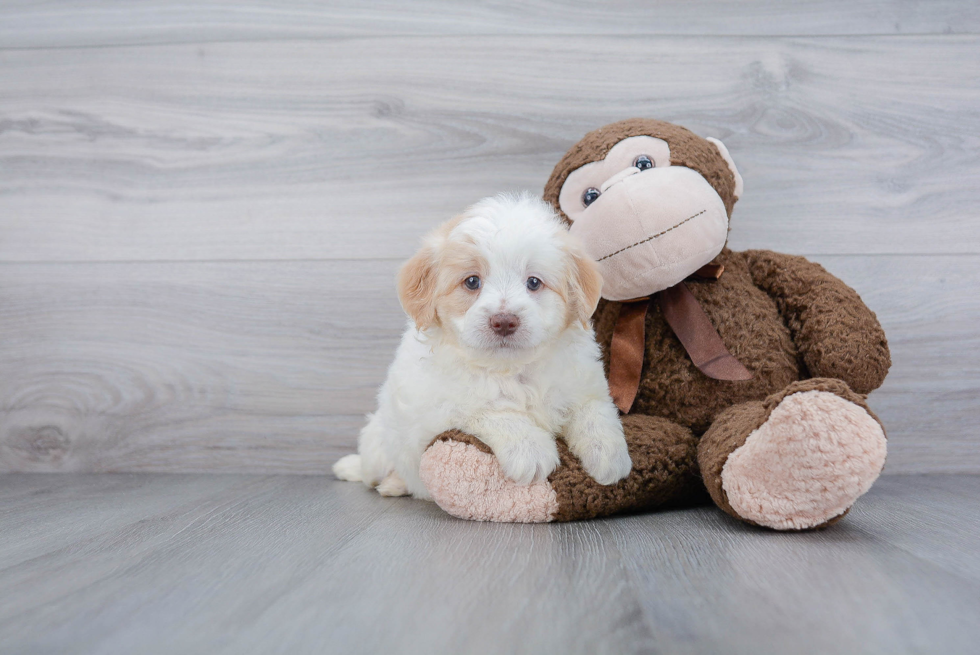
xmin=1 ymin=1 xmax=978 ymax=474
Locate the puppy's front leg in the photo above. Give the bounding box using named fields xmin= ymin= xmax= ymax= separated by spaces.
xmin=463 ymin=412 xmax=560 ymax=485
xmin=565 ymin=399 xmax=632 ymax=485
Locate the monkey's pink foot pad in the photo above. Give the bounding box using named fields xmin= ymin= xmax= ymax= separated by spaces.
xmin=419 ymin=439 xmax=559 ymax=522
xmin=722 ymin=390 xmax=887 ymax=530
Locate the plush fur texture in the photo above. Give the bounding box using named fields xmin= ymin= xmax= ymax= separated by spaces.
xmin=544 ymin=119 xmax=739 ymax=223
xmin=420 ymin=431 xmax=559 ymax=522
xmin=553 ymin=129 xmax=740 ymax=300
xmin=721 ymin=389 xmax=887 ymax=530
xmin=417 ymin=119 xmax=891 ymax=530
xmin=697 ymin=377 xmax=886 ymax=527
xmin=333 ymin=194 xmax=631 ymax=498
xmin=424 ymin=416 xmax=706 ymax=522
xmin=591 ymin=248 xmax=891 ymax=434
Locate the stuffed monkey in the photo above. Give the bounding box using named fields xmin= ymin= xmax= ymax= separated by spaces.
xmin=418 ymin=119 xmax=890 ymax=530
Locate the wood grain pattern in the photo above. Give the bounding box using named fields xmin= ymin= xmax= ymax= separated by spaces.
xmin=2 ymin=0 xmax=978 ymax=48
xmin=606 ymin=475 xmax=980 ymax=654
xmin=0 ymin=259 xmax=404 ymax=474
xmin=2 ymin=36 xmax=979 ymax=262
xmin=1 ymin=2 xmax=978 ymax=475
xmin=1 ymin=255 xmax=976 ymax=474
xmin=1 ymin=473 xmax=978 ymax=654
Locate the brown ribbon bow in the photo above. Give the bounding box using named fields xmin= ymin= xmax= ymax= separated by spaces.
xmin=607 ymin=264 xmax=752 ymax=414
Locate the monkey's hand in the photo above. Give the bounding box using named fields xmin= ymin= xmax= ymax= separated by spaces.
xmin=745 ymin=249 xmax=891 ymax=395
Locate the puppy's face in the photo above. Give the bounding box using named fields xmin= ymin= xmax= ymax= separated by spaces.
xmin=398 ymin=195 xmax=602 ymax=358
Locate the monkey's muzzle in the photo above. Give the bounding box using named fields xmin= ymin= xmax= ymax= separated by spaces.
xmin=569 ymin=166 xmax=730 ymax=301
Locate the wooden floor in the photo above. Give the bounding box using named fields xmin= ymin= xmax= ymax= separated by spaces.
xmin=0 ymin=473 xmax=977 ymax=654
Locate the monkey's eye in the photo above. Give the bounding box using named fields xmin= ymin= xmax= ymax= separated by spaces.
xmin=464 ymin=275 xmax=481 ymax=291
xmin=582 ymin=187 xmax=601 ymax=207
xmin=526 ymin=277 xmax=542 ymax=291
xmin=634 ymin=155 xmax=655 ymax=171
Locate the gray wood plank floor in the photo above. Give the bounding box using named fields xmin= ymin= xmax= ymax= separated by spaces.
xmin=1 ymin=473 xmax=978 ymax=654
xmin=1 ymin=1 xmax=979 ymax=474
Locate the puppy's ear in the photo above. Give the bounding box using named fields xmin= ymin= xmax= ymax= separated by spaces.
xmin=397 ymin=244 xmax=439 ymax=330
xmin=569 ymin=248 xmax=603 ymax=328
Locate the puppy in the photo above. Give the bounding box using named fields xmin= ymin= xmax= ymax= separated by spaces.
xmin=333 ymin=193 xmax=631 ymax=498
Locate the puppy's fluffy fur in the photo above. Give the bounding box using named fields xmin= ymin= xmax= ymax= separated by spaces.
xmin=333 ymin=194 xmax=631 ymax=498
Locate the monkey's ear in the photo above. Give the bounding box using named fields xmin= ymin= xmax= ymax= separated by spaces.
xmin=706 ymin=137 xmax=744 ymax=200
xmin=397 ymin=245 xmax=439 ymax=330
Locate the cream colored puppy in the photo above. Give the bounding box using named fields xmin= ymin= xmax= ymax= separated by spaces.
xmin=333 ymin=194 xmax=631 ymax=498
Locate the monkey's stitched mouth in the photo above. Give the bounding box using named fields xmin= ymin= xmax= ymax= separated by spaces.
xmin=596 ymin=209 xmax=707 ymax=262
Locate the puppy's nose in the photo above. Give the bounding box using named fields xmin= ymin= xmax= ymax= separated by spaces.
xmin=489 ymin=313 xmax=520 ymax=337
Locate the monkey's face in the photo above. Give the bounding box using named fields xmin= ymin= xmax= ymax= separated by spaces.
xmin=557 ymin=135 xmax=739 ymax=301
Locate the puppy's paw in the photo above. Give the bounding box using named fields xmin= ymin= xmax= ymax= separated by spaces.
xmin=494 ymin=431 xmax=561 ymax=485
xmin=578 ymin=435 xmax=632 ymax=485
xmin=567 ymin=404 xmax=632 ymax=485
xmin=376 ymin=471 xmax=410 ymax=497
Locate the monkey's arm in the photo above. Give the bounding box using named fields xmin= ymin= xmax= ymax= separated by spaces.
xmin=744 ymin=249 xmax=890 ymax=394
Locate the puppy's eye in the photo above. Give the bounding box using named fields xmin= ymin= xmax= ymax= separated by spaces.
xmin=634 ymin=155 xmax=655 ymax=171
xmin=582 ymin=187 xmax=601 ymax=207
xmin=526 ymin=277 xmax=542 ymax=291
xmin=463 ymin=275 xmax=481 ymax=291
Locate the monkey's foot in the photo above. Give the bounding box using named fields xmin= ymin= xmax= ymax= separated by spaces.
xmin=419 ymin=432 xmax=559 ymax=522
xmin=703 ymin=379 xmax=887 ymax=531
xmin=419 ymin=417 xmax=704 ymax=523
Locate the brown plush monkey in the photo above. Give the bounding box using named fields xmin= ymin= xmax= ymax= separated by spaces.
xmin=418 ymin=119 xmax=891 ymax=530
